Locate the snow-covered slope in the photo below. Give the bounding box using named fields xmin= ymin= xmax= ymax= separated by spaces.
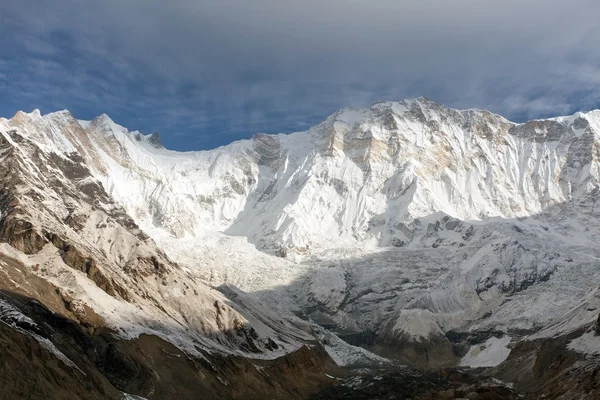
xmin=72 ymin=98 xmax=600 ymax=259
xmin=0 ymin=111 xmax=313 ymax=361
xmin=2 ymin=98 xmax=600 ymax=371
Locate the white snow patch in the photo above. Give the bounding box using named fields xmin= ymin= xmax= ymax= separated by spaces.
xmin=315 ymin=327 xmax=391 ymax=367
xmin=568 ymin=331 xmax=600 ymax=356
xmin=121 ymin=394 xmax=148 ymax=400
xmin=460 ymin=336 xmax=511 ymax=368
xmin=77 ymin=119 xmax=91 ymax=129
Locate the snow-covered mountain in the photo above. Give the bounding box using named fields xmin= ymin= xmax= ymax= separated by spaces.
xmin=2 ymin=97 xmax=600 ymax=398
xmin=63 ymin=99 xmax=600 ymax=257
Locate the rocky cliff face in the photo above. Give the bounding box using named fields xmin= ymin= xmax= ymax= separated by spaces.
xmin=3 ymin=98 xmax=600 ymax=398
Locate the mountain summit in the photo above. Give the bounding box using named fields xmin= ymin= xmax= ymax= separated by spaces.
xmin=2 ymin=99 xmax=600 ymax=398
xmin=39 ymin=98 xmax=600 ymax=256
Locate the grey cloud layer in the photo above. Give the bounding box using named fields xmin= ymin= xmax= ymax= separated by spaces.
xmin=1 ymin=0 xmax=600 ymax=148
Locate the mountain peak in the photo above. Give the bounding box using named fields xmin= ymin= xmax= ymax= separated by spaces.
xmin=44 ymin=109 xmax=76 ymax=122
xmin=133 ymin=131 xmax=163 ymax=149
xmin=89 ymin=113 xmax=127 ymax=137
xmin=147 ymin=132 xmax=162 ymax=148
xmin=91 ymin=113 xmax=115 ymax=124
xmin=11 ymin=109 xmax=42 ymax=121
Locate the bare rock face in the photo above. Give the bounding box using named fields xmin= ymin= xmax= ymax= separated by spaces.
xmin=0 ymin=277 xmax=335 ymax=400
xmin=0 ymin=217 xmax=47 ymax=254
xmin=253 ymin=132 xmax=281 ymax=169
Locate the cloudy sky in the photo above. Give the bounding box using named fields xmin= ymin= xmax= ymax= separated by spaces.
xmin=1 ymin=0 xmax=599 ymax=150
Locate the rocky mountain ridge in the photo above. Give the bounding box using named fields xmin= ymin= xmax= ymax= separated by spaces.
xmin=59 ymin=98 xmax=600 ymax=257
xmin=2 ymin=98 xmax=600 ymax=398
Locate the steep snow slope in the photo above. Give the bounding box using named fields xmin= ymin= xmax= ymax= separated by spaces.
xmin=68 ymin=98 xmax=600 ymax=258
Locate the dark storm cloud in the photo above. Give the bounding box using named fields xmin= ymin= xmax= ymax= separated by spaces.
xmin=1 ymin=0 xmax=600 ymax=149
